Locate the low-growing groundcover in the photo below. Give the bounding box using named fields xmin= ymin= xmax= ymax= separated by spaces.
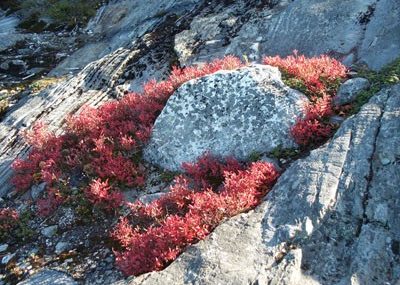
xmin=3 ymin=53 xmax=350 ymax=276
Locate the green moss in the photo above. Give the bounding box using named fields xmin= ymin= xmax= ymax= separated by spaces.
xmin=29 ymin=77 xmax=62 ymax=93
xmin=47 ymin=0 xmax=102 ymax=28
xmin=351 ymin=57 xmax=400 ymax=113
xmin=160 ymin=170 xmax=180 ymax=183
xmin=282 ymin=75 xmax=308 ymax=95
xmin=269 ymin=145 xmax=299 ymax=160
xmin=18 ymin=0 xmax=104 ymax=31
xmin=248 ymin=151 xmax=262 ymax=162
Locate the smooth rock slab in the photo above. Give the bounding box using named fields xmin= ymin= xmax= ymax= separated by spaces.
xmin=17 ymin=270 xmax=77 ymax=285
xmin=145 ymin=64 xmax=307 ymax=170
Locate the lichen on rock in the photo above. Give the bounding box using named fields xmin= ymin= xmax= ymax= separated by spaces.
xmin=145 ymin=64 xmax=307 ymax=170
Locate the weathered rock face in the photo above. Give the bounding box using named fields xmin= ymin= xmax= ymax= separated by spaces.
xmin=50 ymin=0 xmax=202 ymax=77
xmin=175 ymin=0 xmax=400 ymax=70
xmin=0 ymin=10 xmax=24 ymax=52
xmin=17 ymin=270 xmax=77 ymax=285
xmin=144 ymin=64 xmax=307 ymax=170
xmin=132 ymin=84 xmax=400 ymax=285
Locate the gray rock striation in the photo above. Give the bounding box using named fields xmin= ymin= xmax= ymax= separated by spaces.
xmin=17 ymin=270 xmax=77 ymax=285
xmin=175 ymin=0 xmax=400 ymax=70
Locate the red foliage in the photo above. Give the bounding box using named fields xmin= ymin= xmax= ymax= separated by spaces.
xmin=291 ymin=94 xmax=335 ymax=146
xmin=264 ymin=51 xmax=347 ymax=147
xmin=263 ymin=50 xmax=347 ymax=97
xmin=36 ymin=188 xmax=64 ymax=217
xmin=181 ymin=152 xmax=243 ymax=188
xmin=11 ymin=122 xmax=63 ymax=191
xmin=0 ymin=208 xmax=19 ymax=233
xmin=11 ymin=56 xmax=244 ymax=213
xmin=112 ymin=155 xmax=280 ymax=276
xmin=85 ymin=179 xmax=124 ymax=211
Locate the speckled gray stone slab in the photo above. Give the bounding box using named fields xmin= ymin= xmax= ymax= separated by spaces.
xmin=144 ymin=64 xmax=307 ymax=170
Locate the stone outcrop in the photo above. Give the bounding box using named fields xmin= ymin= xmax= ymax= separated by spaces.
xmin=144 ymin=64 xmax=307 ymax=170
xmin=1 ymin=1 xmax=399 ymax=284
xmin=175 ymin=0 xmax=400 ymax=70
xmin=0 ymin=11 xmax=24 ymax=52
xmin=50 ymin=0 xmax=202 ymax=77
xmin=131 ymin=84 xmax=400 ymax=285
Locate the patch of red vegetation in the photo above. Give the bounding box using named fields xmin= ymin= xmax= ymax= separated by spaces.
xmin=264 ymin=51 xmax=348 ymax=147
xmin=112 ymin=155 xmax=280 ymax=276
xmin=11 ymin=56 xmax=244 ymax=215
xmin=0 ymin=208 xmax=19 ymax=234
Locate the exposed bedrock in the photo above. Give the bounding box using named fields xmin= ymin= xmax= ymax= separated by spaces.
xmin=175 ymin=0 xmax=400 ymax=70
xmin=133 ymin=84 xmax=400 ymax=285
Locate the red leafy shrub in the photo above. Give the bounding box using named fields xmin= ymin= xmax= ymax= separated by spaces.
xmin=0 ymin=208 xmax=19 ymax=233
xmin=85 ymin=179 xmax=124 ymax=212
xmin=290 ymin=94 xmax=335 ymax=146
xmin=36 ymin=188 xmax=64 ymax=217
xmin=112 ymin=155 xmax=280 ymax=276
xmin=263 ymin=50 xmax=347 ymax=98
xmin=11 ymin=122 xmax=63 ymax=191
xmin=181 ymin=152 xmax=243 ymax=189
xmin=11 ymin=56 xmax=244 ymax=215
xmin=264 ymin=52 xmax=348 ymax=147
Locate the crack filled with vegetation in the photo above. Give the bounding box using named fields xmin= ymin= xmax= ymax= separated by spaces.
xmin=351 ymin=57 xmax=400 ymax=114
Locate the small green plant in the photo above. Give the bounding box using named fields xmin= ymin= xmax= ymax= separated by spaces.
xmin=351 ymin=57 xmax=400 ymax=113
xmin=248 ymin=151 xmax=262 ymax=162
xmin=13 ymin=210 xmax=36 ymax=242
xmin=269 ymin=145 xmax=299 ymax=160
xmin=160 ymin=170 xmax=180 ymax=183
xmin=0 ymin=208 xmax=35 ymax=243
xmin=29 ymin=77 xmax=62 ymax=93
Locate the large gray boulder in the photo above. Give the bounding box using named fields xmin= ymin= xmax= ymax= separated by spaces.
xmin=144 ymin=64 xmax=307 ymax=170
xmin=132 ymin=84 xmax=400 ymax=285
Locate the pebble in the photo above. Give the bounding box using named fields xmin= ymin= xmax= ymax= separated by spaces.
xmin=380 ymin=157 xmax=391 ymax=166
xmin=30 ymin=182 xmax=47 ymax=200
xmin=41 ymin=225 xmax=58 ymax=238
xmin=2 ymin=253 xmax=16 ymax=265
xmin=55 ymin=241 xmax=71 ymax=254
xmin=0 ymin=244 xmax=8 ymax=253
